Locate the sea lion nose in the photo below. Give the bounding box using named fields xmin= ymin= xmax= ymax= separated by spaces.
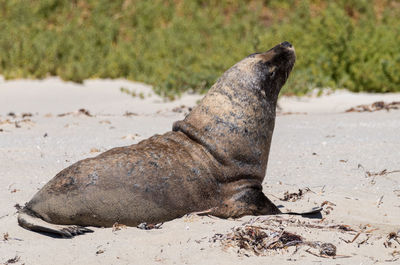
xmin=281 ymin=41 xmax=292 ymax=48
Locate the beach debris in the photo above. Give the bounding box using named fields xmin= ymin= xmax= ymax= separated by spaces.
xmin=390 ymin=250 xmax=400 ymax=257
xmin=112 ymin=222 xmax=127 ymax=232
xmin=137 ymin=222 xmax=163 ymax=230
xmin=321 ymin=201 xmax=336 ymax=207
xmin=123 ymin=111 xmax=138 ymax=117
xmin=357 ymin=234 xmax=372 ymax=247
xmin=172 ymin=105 xmax=192 ymax=115
xmin=300 ymin=223 xmax=355 ymax=232
xmin=384 ymin=231 xmax=400 ymax=248
xmin=210 ymin=223 xmax=342 ymax=257
xmin=96 ymin=249 xmax=105 ymax=255
xmin=3 ymin=255 xmax=20 ymax=264
xmin=344 ymin=196 xmax=359 ymax=200
xmin=58 ymin=108 xmax=93 ymax=117
xmin=278 ymin=111 xmax=307 ymax=116
xmin=345 ymin=101 xmax=400 ymax=112
xmin=305 ymin=247 xmax=350 ymax=259
xmin=243 ymin=216 xmax=355 ymax=232
xmin=357 ymin=164 xmax=400 ymax=184
xmin=2 ymin=232 xmax=23 ymax=242
xmin=319 ymin=242 xmax=337 ymax=256
xmin=22 ymin=112 xmax=33 ymax=118
xmin=43 ymin=132 xmax=48 ymax=137
xmin=14 ymin=203 xmax=22 ymax=210
xmin=90 ymin=148 xmax=101 ymax=153
xmin=339 ymin=224 xmax=380 ymax=246
xmin=99 ymin=120 xmax=111 ymax=124
xmin=365 ymin=169 xmax=400 ymax=178
xmin=376 ymin=195 xmax=384 ymax=208
xmin=321 ymin=200 xmax=336 ymax=215
xmin=121 ymin=133 xmax=140 ymax=140
xmin=211 ymin=226 xmax=303 ymax=256
xmin=77 ymin=108 xmax=92 ymax=116
xmin=280 ymin=188 xmax=312 ymax=202
xmin=348 ymin=231 xmax=362 ymax=243
xmin=1 ymin=115 xmax=35 ymax=129
xmin=210 ymin=216 xmax=355 ymax=257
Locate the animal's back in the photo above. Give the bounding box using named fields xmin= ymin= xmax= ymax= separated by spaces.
xmin=21 ymin=131 xmax=221 ymax=228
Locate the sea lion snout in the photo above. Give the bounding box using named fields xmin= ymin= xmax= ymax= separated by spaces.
xmin=257 ymin=42 xmax=295 ymax=68
xmin=251 ymin=42 xmax=295 ymax=97
xmin=280 ymin=41 xmax=293 ymax=48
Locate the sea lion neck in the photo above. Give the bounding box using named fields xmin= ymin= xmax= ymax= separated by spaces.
xmin=173 ymin=43 xmax=295 ymax=182
xmin=172 ymin=77 xmax=277 ymax=182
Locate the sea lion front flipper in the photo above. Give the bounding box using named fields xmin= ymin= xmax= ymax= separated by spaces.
xmin=190 ymin=207 xmax=219 ymax=217
xmin=206 ymin=189 xmax=282 ymax=219
xmin=282 ymin=206 xmax=323 ymax=219
xmin=18 ymin=208 xmax=93 ymax=238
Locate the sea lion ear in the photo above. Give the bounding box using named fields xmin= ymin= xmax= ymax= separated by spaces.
xmin=268 ymin=66 xmax=276 ymax=78
xmin=270 ymin=71 xmax=275 ymax=78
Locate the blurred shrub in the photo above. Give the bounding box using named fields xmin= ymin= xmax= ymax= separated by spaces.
xmin=0 ymin=0 xmax=399 ymax=97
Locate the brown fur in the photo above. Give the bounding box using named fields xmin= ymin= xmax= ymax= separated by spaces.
xmin=18 ymin=42 xmax=296 ymax=237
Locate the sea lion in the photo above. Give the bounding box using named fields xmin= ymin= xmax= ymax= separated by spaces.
xmin=18 ymin=41 xmax=296 ymax=237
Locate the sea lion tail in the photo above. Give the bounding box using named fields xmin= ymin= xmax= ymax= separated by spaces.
xmin=17 ymin=207 xmax=93 ymax=238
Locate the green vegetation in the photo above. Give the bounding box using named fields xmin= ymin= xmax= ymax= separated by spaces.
xmin=0 ymin=0 xmax=399 ymax=97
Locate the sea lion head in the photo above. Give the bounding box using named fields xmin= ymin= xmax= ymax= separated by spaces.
xmin=257 ymin=41 xmax=296 ymax=95
xmin=234 ymin=41 xmax=296 ymax=99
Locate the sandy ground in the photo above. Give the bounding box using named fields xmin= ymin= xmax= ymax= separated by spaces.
xmin=1 ymin=77 xmax=400 ymax=264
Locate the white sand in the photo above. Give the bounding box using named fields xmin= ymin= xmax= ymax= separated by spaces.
xmin=1 ymin=77 xmax=399 ymax=264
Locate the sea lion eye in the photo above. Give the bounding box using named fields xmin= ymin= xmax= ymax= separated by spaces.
xmin=269 ymin=70 xmax=276 ymax=78
xmin=268 ymin=66 xmax=276 ymax=78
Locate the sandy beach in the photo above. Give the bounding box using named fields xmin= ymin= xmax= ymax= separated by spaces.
xmin=1 ymin=77 xmax=399 ymax=264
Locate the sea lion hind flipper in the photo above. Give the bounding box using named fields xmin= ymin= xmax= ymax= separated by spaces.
xmin=18 ymin=208 xmax=93 ymax=238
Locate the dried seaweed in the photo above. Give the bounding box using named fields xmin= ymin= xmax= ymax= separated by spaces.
xmin=280 ymin=188 xmax=312 ymax=202
xmin=357 ymin=164 xmax=400 ymax=184
xmin=211 ymin=225 xmax=304 ymax=256
xmin=319 ymin=242 xmax=337 ymax=256
xmin=211 ymin=223 xmax=341 ymax=257
xmin=112 ymin=222 xmax=127 ymax=232
xmin=123 ymin=111 xmax=138 ymax=116
xmin=172 ymin=105 xmax=193 ymax=114
xmin=384 ymin=231 xmax=400 ymax=248
xmin=209 ymin=216 xmax=361 ymax=257
xmin=3 ymin=256 xmax=20 ymax=264
xmin=58 ymin=108 xmax=93 ymax=117
xmin=346 ymin=101 xmax=400 ymax=112
xmin=365 ymin=169 xmax=400 ymax=178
